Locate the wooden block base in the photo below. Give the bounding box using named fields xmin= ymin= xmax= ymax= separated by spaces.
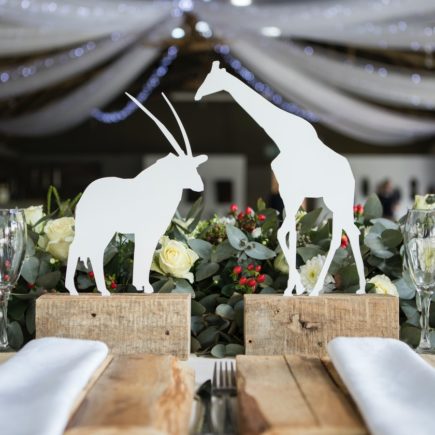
xmin=244 ymin=294 xmax=399 ymax=357
xmin=36 ymin=293 xmax=191 ymax=359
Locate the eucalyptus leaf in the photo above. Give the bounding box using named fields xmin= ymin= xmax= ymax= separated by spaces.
xmin=196 ymin=262 xmax=219 ymax=281
xmin=245 ymin=242 xmax=276 ymax=260
xmin=21 ymin=256 xmax=40 ymax=283
xmin=191 ymin=337 xmax=201 ymax=353
xmin=370 ymin=218 xmax=399 ymax=231
xmin=260 ymin=287 xmax=276 ymax=294
xmin=365 ymin=233 xmax=394 ymax=259
xmin=257 ymin=198 xmax=266 ymax=211
xmin=225 ymin=343 xmax=245 ymax=356
xmin=364 ymin=194 xmax=383 ymax=221
xmin=226 ymin=224 xmax=248 ymax=250
xmin=211 ymin=343 xmax=226 ymax=358
xmin=188 ymin=239 xmax=212 ymax=260
xmin=7 ymin=321 xmax=23 ymax=350
xmin=25 ymin=237 xmax=36 ymax=257
xmin=381 ymin=229 xmax=403 ymax=249
xmin=400 ymin=322 xmax=420 ymax=347
xmin=159 ymin=278 xmax=175 ymax=293
xmin=297 ymin=245 xmax=323 ymax=263
xmin=173 ymin=278 xmax=194 ymax=295
xmin=26 ymin=300 xmax=36 ymax=335
xmin=192 ymin=299 xmax=206 ymax=316
xmin=199 ymin=293 xmax=219 ymax=311
xmin=186 ymin=196 xmax=204 ymax=221
xmin=36 ymin=271 xmax=61 ymax=289
xmin=400 ymin=300 xmax=420 ymax=327
xmin=215 ymin=303 xmax=235 ymax=320
xmin=212 ymin=240 xmax=237 ymax=263
xmin=299 ymin=208 xmax=322 ymax=234
xmin=197 ymin=326 xmax=219 ymax=347
xmin=395 ymin=278 xmax=416 ymax=300
xmin=191 ymin=316 xmax=205 ymax=335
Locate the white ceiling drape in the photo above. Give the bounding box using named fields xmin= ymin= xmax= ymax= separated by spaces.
xmin=0 ymin=0 xmax=434 ymax=144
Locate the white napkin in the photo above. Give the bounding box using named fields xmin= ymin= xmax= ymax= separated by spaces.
xmin=0 ymin=337 xmax=109 ymax=435
xmin=328 ymin=337 xmax=435 ymax=435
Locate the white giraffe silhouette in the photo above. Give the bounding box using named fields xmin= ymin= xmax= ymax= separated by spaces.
xmin=65 ymin=93 xmax=208 ymax=295
xmin=195 ymin=61 xmax=365 ymax=296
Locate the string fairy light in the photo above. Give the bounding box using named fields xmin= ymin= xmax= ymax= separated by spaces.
xmin=91 ymin=45 xmax=178 ymax=124
xmin=215 ymin=44 xmax=319 ymax=122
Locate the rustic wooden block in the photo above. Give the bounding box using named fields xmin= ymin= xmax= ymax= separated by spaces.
xmin=36 ymin=293 xmax=191 ymax=359
xmin=237 ymin=354 xmax=367 ymax=435
xmin=244 ymin=294 xmax=399 ymax=357
xmin=66 ymin=355 xmax=195 ymax=435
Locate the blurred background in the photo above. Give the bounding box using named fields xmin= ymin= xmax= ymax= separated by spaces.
xmin=0 ymin=0 xmax=434 ymax=219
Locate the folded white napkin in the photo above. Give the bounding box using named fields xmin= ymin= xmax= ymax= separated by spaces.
xmin=328 ymin=337 xmax=435 ymax=435
xmin=0 ymin=337 xmax=108 ymax=435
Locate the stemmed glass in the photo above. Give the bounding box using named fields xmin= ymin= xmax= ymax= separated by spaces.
xmin=0 ymin=209 xmax=27 ymax=351
xmin=403 ymin=209 xmax=435 ymax=353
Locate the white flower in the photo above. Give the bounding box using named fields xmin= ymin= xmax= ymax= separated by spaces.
xmin=251 ymin=227 xmax=262 ymax=239
xmin=24 ymin=205 xmax=45 ymax=233
xmin=41 ymin=217 xmax=75 ymax=262
xmin=413 ymin=194 xmax=435 ymax=210
xmin=151 ymin=236 xmax=199 ymax=283
xmin=218 ymin=216 xmax=236 ymax=225
xmin=299 ymin=254 xmax=334 ymax=291
xmin=368 ymin=274 xmax=399 ymax=297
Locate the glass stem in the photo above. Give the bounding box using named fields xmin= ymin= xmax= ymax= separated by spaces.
xmin=419 ymin=290 xmax=433 ymax=350
xmin=0 ymin=288 xmax=10 ymax=351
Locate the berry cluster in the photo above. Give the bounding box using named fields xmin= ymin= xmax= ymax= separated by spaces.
xmin=88 ymin=271 xmax=117 ymax=289
xmin=340 ymin=234 xmax=349 ymax=249
xmin=231 ymin=263 xmax=266 ymax=293
xmin=203 ymin=222 xmax=227 ymax=244
xmin=353 ymin=204 xmax=364 ymax=217
xmin=229 ymin=204 xmax=266 ymax=233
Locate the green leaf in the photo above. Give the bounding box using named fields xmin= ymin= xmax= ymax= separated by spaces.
xmin=36 ymin=271 xmax=61 ymax=289
xmin=310 ymin=222 xmax=330 ymax=244
xmin=225 ymin=343 xmax=245 ymax=356
xmin=370 ymin=218 xmax=398 ymax=231
xmin=365 ymin=233 xmax=394 ymax=259
xmin=299 ymin=208 xmax=322 ymax=234
xmin=77 ymin=274 xmax=93 ymax=290
xmin=245 ymin=242 xmax=276 ymax=260
xmin=7 ymin=321 xmax=23 ymax=350
xmin=173 ymin=278 xmax=194 ymax=295
xmin=196 ymin=262 xmax=219 ymax=281
xmin=336 ymin=264 xmax=359 ymax=290
xmin=158 ymin=278 xmax=175 ymax=293
xmin=257 ymin=198 xmax=266 ymax=211
xmin=191 ymin=337 xmax=201 ymax=353
xmin=26 ymin=300 xmax=36 ymax=335
xmin=381 ymin=229 xmax=403 ymax=249
xmin=400 ymin=322 xmax=420 ymax=347
xmin=188 ymin=239 xmax=213 ymax=261
xmin=191 ymin=300 xmax=206 ymax=316
xmin=395 ymin=278 xmax=415 ymax=300
xmin=364 ymin=194 xmax=383 ymax=221
xmin=211 ymin=343 xmax=226 ymax=358
xmin=25 ymin=236 xmax=36 ymax=257
xmin=197 ymin=326 xmax=219 ymax=347
xmin=187 ymin=196 xmax=204 ymax=221
xmin=8 ymin=298 xmax=27 ymax=321
xmin=400 ymin=300 xmax=420 ymax=327
xmin=221 ymin=284 xmax=235 ymax=298
xmin=260 ymin=287 xmax=277 ymax=294
xmin=225 ymin=224 xmax=248 ymax=250
xmin=215 ymin=304 xmax=235 ymax=320
xmin=297 ymin=245 xmax=323 ymax=263
xmin=212 ymin=240 xmax=238 ymax=263
xmin=199 ymin=293 xmax=219 ymax=312
xmin=191 ymin=316 xmax=205 ymax=335
xmin=21 ymin=257 xmax=40 ymax=283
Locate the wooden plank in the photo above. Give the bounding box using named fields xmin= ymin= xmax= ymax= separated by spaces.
xmin=236 ymin=355 xmax=316 ymax=435
xmin=36 ymin=293 xmax=191 ymax=359
xmin=244 ymin=294 xmax=399 ymax=357
xmin=284 ymin=355 xmax=366 ymax=435
xmin=66 ymin=355 xmax=194 ymax=435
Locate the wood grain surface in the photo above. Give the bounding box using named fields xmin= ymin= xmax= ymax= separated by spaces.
xmin=244 ymin=294 xmax=399 ymax=357
xmin=66 ymin=355 xmax=194 ymax=435
xmin=36 ymin=293 xmax=191 ymax=359
xmin=237 ymin=355 xmax=367 ymax=435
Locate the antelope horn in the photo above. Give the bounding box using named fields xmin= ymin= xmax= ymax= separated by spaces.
xmin=161 ymin=92 xmax=192 ymax=156
xmin=125 ymin=92 xmax=184 ymax=156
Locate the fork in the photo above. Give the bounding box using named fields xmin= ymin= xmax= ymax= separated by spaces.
xmin=212 ymin=361 xmax=237 ymax=434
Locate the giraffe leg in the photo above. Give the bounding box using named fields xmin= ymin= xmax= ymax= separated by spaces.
xmin=345 ymin=224 xmax=366 ymax=294
xmin=310 ymin=220 xmax=341 ymax=297
xmin=278 ymin=215 xmax=304 ymax=296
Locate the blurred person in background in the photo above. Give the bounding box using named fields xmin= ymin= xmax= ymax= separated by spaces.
xmin=377 ymin=179 xmax=401 ymax=220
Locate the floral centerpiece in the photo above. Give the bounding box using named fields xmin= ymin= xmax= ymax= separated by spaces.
xmin=7 ymin=187 xmax=433 ymax=356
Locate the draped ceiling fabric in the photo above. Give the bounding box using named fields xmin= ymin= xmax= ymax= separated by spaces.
xmin=0 ymin=0 xmax=434 ymax=144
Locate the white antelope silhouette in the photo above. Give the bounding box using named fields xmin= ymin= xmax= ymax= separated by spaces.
xmin=65 ymin=92 xmax=208 ymax=295
xmin=195 ymin=61 xmax=365 ymax=296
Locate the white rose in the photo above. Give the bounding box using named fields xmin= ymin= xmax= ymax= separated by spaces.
xmin=43 ymin=217 xmax=75 ymax=262
xmin=24 ymin=205 xmax=45 ymax=233
xmin=151 ymin=236 xmax=199 ymax=283
xmin=368 ymin=274 xmax=399 ymax=296
xmin=413 ymin=194 xmax=435 ymax=210
xmin=299 ymin=254 xmax=334 ymax=291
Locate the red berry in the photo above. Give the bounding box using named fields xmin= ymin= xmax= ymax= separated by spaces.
xmin=357 ymin=204 xmax=364 ymax=214
xmin=3 ymin=274 xmax=10 ymax=282
xmin=27 ymin=282 xmax=35 ymax=289
xmin=245 ymin=207 xmax=254 ymax=215
xmin=237 ymin=212 xmax=244 ymax=220
xmin=247 ymin=263 xmax=254 ymax=271
xmin=230 ymin=203 xmax=238 ymax=213
xmin=110 ymin=282 xmax=117 ymax=289
xmin=239 ymin=276 xmax=247 ymax=286
xmin=255 ymin=265 xmax=262 ymax=272
xmin=258 ymin=214 xmax=266 ymax=222
xmin=340 ymin=234 xmax=349 ymax=248
xmin=233 ymin=265 xmax=242 ymax=275
xmin=88 ymin=271 xmax=95 ymax=279
xmin=247 ymin=278 xmax=257 ymax=287
xmin=257 ymin=274 xmax=266 ymax=283
xmin=353 ymin=205 xmax=358 ymax=213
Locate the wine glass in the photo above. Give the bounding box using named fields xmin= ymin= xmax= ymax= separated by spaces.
xmin=403 ymin=209 xmax=435 ymax=353
xmin=0 ymin=209 xmax=27 ymax=351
